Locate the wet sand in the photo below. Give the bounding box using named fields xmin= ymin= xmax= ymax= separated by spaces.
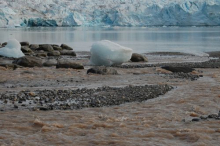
xmin=0 ymin=52 xmax=220 ymax=145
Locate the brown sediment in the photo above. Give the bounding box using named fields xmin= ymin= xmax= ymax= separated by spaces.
xmin=0 ymin=51 xmax=220 ymax=145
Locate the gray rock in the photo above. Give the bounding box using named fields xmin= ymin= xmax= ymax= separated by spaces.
xmin=21 ymin=46 xmax=33 ymax=53
xmin=130 ymin=53 xmax=148 ymax=62
xmin=53 ymin=46 xmax=63 ymax=51
xmin=56 ymin=60 xmax=84 ymax=69
xmin=60 ymin=44 xmax=73 ymax=50
xmin=43 ymin=59 xmax=57 ymax=67
xmin=36 ymin=52 xmax=47 ymax=58
xmin=161 ymin=66 xmax=195 ymax=73
xmin=192 ymin=118 xmax=200 ymax=122
xmin=87 ymin=67 xmax=118 ymax=75
xmin=38 ymin=44 xmax=54 ymax=52
xmin=48 ymin=51 xmax=61 ymax=56
xmin=200 ymin=116 xmax=208 ymax=120
xmin=2 ymin=42 xmax=7 ymax=47
xmin=20 ymin=42 xmax=29 ymax=46
xmin=60 ymin=50 xmax=76 ymax=56
xmin=51 ymin=44 xmax=59 ymax=47
xmin=29 ymin=44 xmax=39 ymax=50
xmin=13 ymin=56 xmax=43 ymax=67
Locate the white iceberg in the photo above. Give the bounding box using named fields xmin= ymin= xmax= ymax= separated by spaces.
xmin=89 ymin=40 xmax=132 ymax=66
xmin=0 ymin=39 xmax=25 ymax=58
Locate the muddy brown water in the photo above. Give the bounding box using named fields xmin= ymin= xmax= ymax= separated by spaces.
xmin=0 ymin=55 xmax=220 ymax=145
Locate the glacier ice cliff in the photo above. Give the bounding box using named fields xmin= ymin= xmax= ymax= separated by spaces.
xmin=0 ymin=0 xmax=220 ymax=27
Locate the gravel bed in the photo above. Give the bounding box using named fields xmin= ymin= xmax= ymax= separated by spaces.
xmin=145 ymin=52 xmax=195 ymax=56
xmin=118 ymin=59 xmax=220 ymax=69
xmin=0 ymin=85 xmax=173 ymax=111
xmin=162 ymin=72 xmax=201 ymax=81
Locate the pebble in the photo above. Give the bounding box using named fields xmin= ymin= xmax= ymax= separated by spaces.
xmin=192 ymin=118 xmax=200 ymax=122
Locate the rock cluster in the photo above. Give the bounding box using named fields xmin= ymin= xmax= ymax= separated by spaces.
xmin=190 ymin=111 xmax=220 ymax=122
xmin=0 ymin=85 xmax=173 ymax=111
xmin=19 ymin=42 xmax=75 ymax=57
xmin=0 ymin=41 xmax=82 ymax=68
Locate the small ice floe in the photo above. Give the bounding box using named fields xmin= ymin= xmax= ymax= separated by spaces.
xmin=89 ymin=40 xmax=133 ymax=66
xmin=0 ymin=39 xmax=25 ymax=58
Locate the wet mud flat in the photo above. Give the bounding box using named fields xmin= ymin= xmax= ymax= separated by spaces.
xmin=0 ymin=52 xmax=220 ymax=145
xmin=0 ymin=52 xmax=210 ymax=111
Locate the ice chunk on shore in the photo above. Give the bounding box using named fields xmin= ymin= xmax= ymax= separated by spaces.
xmin=0 ymin=39 xmax=24 ymax=58
xmin=89 ymin=40 xmax=132 ymax=66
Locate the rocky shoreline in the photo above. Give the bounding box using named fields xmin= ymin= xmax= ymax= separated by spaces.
xmin=118 ymin=58 xmax=220 ymax=69
xmin=0 ymin=41 xmax=219 ymax=111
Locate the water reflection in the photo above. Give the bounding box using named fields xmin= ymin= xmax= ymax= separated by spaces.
xmin=0 ymin=27 xmax=220 ymax=53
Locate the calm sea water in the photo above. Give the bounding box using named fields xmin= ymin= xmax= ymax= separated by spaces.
xmin=0 ymin=27 xmax=220 ymax=54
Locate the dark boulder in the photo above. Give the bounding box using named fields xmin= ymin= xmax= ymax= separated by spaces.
xmin=87 ymin=66 xmax=118 ymax=75
xmin=21 ymin=46 xmax=33 ymax=53
xmin=20 ymin=42 xmax=29 ymax=46
xmin=60 ymin=50 xmax=76 ymax=56
xmin=36 ymin=52 xmax=47 ymax=58
xmin=38 ymin=44 xmax=54 ymax=52
xmin=56 ymin=60 xmax=84 ymax=69
xmin=130 ymin=53 xmax=148 ymax=62
xmin=13 ymin=56 xmax=43 ymax=67
xmin=52 ymin=46 xmax=63 ymax=51
xmin=60 ymin=44 xmax=73 ymax=50
xmin=51 ymin=44 xmax=59 ymax=47
xmin=48 ymin=51 xmax=61 ymax=56
xmin=29 ymin=44 xmax=39 ymax=50
xmin=161 ymin=66 xmax=195 ymax=73
xmin=43 ymin=59 xmax=57 ymax=67
xmin=2 ymin=42 xmax=7 ymax=47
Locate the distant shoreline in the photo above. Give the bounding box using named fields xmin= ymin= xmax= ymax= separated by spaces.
xmin=1 ymin=25 xmax=220 ymax=29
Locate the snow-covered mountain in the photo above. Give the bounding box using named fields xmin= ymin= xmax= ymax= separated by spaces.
xmin=0 ymin=0 xmax=220 ymax=27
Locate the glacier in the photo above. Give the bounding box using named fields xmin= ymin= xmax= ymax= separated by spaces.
xmin=0 ymin=0 xmax=220 ymax=27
